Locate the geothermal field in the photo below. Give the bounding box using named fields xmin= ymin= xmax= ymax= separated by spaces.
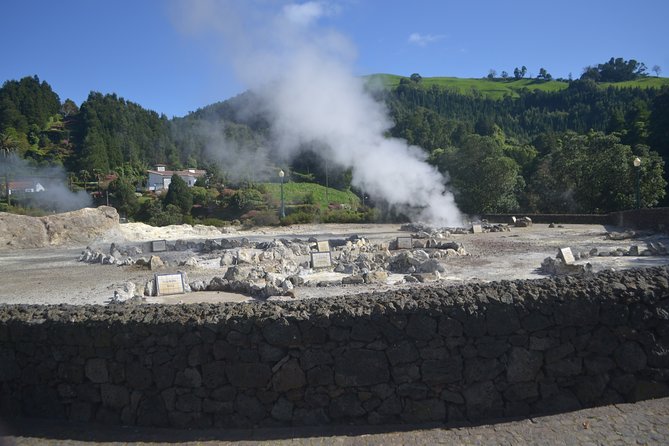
xmin=1 ymin=206 xmax=668 ymax=306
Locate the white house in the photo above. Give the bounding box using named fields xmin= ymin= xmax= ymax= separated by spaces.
xmin=146 ymin=164 xmax=206 ymax=191
xmin=7 ymin=180 xmax=45 ymax=195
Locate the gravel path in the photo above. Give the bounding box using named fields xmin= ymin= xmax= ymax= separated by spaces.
xmin=2 ymin=397 xmax=668 ymax=445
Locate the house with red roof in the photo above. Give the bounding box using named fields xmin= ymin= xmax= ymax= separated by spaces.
xmin=7 ymin=180 xmax=45 ymax=195
xmin=146 ymin=164 xmax=206 ymax=191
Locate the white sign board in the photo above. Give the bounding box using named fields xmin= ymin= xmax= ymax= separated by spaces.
xmin=152 ymin=240 xmax=167 ymax=252
xmin=472 ymin=224 xmax=483 ymax=234
xmin=396 ymin=237 xmax=413 ymax=249
xmin=557 ymin=247 xmax=575 ymax=265
xmin=317 ymin=241 xmax=330 ymax=252
xmin=311 ymin=252 xmax=332 ymax=269
xmin=155 ymin=273 xmax=186 ymax=296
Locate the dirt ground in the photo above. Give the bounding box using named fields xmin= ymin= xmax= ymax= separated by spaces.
xmin=1 ymin=222 xmax=668 ymax=306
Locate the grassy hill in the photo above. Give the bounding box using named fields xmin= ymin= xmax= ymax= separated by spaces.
xmin=263 ymin=182 xmax=360 ymax=210
xmin=368 ymin=73 xmax=669 ymax=100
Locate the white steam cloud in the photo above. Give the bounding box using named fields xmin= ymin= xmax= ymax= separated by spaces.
xmin=0 ymin=155 xmax=92 ymax=212
xmin=174 ymin=0 xmax=463 ymax=226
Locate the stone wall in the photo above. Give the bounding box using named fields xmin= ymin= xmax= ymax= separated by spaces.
xmin=481 ymin=213 xmax=612 ymax=225
xmin=1 ymin=267 xmax=668 ymax=428
xmin=610 ymin=208 xmax=669 ymax=232
xmin=483 ymin=207 xmax=669 ymax=231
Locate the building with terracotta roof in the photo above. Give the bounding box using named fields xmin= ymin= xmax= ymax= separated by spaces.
xmin=146 ymin=165 xmax=206 ymax=191
xmin=7 ymin=180 xmax=45 ymax=195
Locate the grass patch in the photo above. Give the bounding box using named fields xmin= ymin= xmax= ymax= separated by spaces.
xmin=600 ymin=77 xmax=669 ymax=89
xmin=262 ymin=182 xmax=360 ymax=210
xmin=366 ymin=74 xmax=669 ymax=99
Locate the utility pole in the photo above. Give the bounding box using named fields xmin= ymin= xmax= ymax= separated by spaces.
xmin=325 ymin=158 xmax=329 ymax=205
xmin=279 ymin=169 xmax=285 ymax=219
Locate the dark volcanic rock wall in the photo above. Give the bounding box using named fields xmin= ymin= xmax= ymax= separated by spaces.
xmin=1 ymin=267 xmax=668 ymax=428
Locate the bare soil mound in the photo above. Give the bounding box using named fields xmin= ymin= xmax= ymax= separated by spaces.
xmin=0 ymin=206 xmax=120 ymax=250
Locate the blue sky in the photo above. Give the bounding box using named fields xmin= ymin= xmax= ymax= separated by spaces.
xmin=2 ymin=0 xmax=667 ymax=118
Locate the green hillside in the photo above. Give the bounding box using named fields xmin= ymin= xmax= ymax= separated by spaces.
xmin=263 ymin=182 xmax=360 ymax=210
xmin=368 ymin=73 xmax=669 ymax=99
xmin=601 ymin=77 xmax=669 ymax=89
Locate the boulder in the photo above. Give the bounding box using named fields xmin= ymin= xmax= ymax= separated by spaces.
xmin=515 ymin=216 xmax=533 ymax=227
xmin=540 ymin=257 xmax=592 ymax=276
xmin=364 ymin=270 xmax=388 ymax=284
xmin=189 ymin=280 xmax=207 ymax=292
xmin=342 ymin=275 xmax=365 ymax=285
xmin=111 ymin=282 xmax=136 ymax=302
xmin=149 ymin=255 xmax=165 ymax=270
xmin=182 ymin=257 xmax=198 ymax=267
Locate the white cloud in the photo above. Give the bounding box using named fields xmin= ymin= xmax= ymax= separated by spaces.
xmin=408 ymin=32 xmax=444 ymax=47
xmin=282 ymin=1 xmax=339 ymax=26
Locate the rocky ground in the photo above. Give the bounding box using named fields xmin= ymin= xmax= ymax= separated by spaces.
xmin=1 ymin=207 xmax=668 ymax=306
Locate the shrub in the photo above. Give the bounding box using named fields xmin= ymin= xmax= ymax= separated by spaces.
xmin=322 ymin=207 xmax=378 ymax=223
xmin=198 ymin=218 xmax=229 ymax=227
xmin=239 ymin=209 xmax=280 ymax=228
xmin=281 ymin=210 xmax=317 ymax=225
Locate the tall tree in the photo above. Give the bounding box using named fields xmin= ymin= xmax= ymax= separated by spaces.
xmin=109 ymin=177 xmax=139 ymax=218
xmin=164 ymin=174 xmax=193 ymax=215
xmin=436 ymin=134 xmax=521 ymax=213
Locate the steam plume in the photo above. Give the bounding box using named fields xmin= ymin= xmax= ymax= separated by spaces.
xmin=0 ymin=155 xmax=91 ymax=212
xmin=175 ymin=0 xmax=463 ymax=226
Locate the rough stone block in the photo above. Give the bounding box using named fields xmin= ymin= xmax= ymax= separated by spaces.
xmin=201 ymin=361 xmax=227 ymax=389
xmin=614 ymin=341 xmax=648 ymax=373
xmin=386 ymin=341 xmax=420 ymax=365
xmin=463 ymin=381 xmax=504 ymax=420
xmin=85 ymin=358 xmax=108 ymax=384
xmin=272 ymin=359 xmax=306 ymax=392
xmin=329 ymin=393 xmax=366 ymax=419
xmin=226 ymin=363 xmax=272 ymax=388
xmin=335 ymin=349 xmax=389 ymax=387
xmin=262 ymin=318 xmax=301 ymax=347
xmin=421 ymin=357 xmax=463 ymax=384
xmin=506 ymin=347 xmax=543 ymax=383
xmin=406 ymin=314 xmax=437 ymax=340
xmin=401 ymin=399 xmax=445 ymax=423
xmin=100 ymin=383 xmax=129 ymax=409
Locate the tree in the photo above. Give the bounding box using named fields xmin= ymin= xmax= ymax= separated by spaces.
xmin=0 ymin=76 xmax=61 ymax=133
xmin=487 ymin=69 xmax=497 ymax=80
xmin=163 ymin=174 xmax=193 ymax=214
xmin=501 ymin=71 xmax=509 ymax=79
xmin=109 ymin=177 xmax=139 ymax=218
xmin=652 ymin=65 xmax=662 ymax=77
xmin=60 ymin=99 xmax=79 ymax=118
xmin=0 ymin=131 xmax=19 ymax=159
xmin=513 ymin=66 xmax=527 ymax=80
xmin=0 ymin=132 xmax=19 ymax=205
xmin=529 ymin=132 xmax=665 ymax=212
xmin=436 ymin=135 xmax=521 ymax=213
xmin=581 ymin=57 xmax=648 ymax=82
xmin=538 ymin=68 xmax=552 ymax=80
xmin=410 ymin=73 xmax=422 ymax=83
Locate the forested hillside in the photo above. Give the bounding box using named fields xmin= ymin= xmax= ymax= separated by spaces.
xmin=1 ymin=56 xmax=668 ymax=222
